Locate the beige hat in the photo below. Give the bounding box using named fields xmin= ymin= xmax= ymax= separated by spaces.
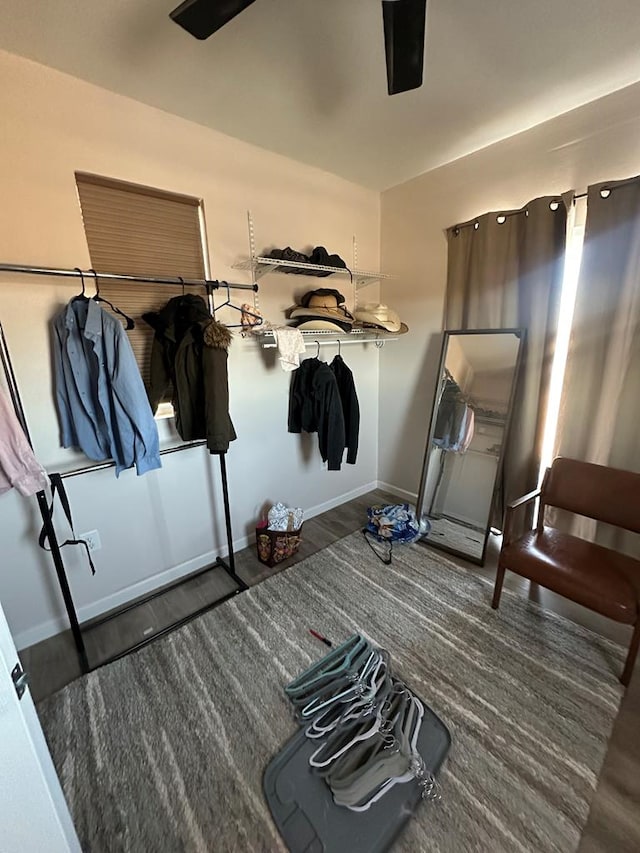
xmin=289 ymin=291 xmax=355 ymax=325
xmin=354 ymin=303 xmax=408 ymax=334
xmin=295 ymin=319 xmax=353 ymax=332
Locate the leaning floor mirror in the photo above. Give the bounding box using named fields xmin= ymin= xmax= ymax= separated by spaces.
xmin=416 ymin=329 xmax=524 ymax=565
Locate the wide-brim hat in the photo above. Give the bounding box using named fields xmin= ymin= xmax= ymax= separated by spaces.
xmin=354 ymin=303 xmax=408 ymax=334
xmin=295 ymin=319 xmax=354 ymax=333
xmin=289 ymin=288 xmax=355 ymax=326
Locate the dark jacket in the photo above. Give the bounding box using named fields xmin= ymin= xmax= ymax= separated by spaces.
xmin=330 ymin=355 xmax=359 ymax=465
xmin=143 ymin=295 xmax=236 ymax=454
xmin=433 ymin=379 xmax=465 ymax=450
xmin=288 ymin=357 xmax=345 ymax=471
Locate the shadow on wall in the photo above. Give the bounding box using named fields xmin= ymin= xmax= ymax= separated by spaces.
xmin=383 ymin=331 xmax=443 ymax=496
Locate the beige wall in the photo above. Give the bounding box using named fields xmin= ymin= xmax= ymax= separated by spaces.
xmin=444 ymin=336 xmax=473 ymax=392
xmin=0 ymin=50 xmax=380 ymax=647
xmin=379 ymin=81 xmax=640 ymax=497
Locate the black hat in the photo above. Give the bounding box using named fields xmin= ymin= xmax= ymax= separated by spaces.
xmin=309 ymin=246 xmax=347 ymax=276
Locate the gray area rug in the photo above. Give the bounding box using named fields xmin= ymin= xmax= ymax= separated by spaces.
xmin=38 ymin=532 xmax=625 ymax=853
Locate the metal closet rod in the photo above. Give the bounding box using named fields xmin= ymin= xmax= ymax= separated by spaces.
xmin=0 ymin=263 xmax=258 ymax=292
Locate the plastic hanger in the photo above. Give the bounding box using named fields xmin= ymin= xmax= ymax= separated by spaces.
xmin=285 ymin=635 xmax=367 ymax=698
xmin=291 ymin=647 xmax=374 ymax=712
xmin=305 ymin=657 xmax=392 ymax=740
xmin=344 ymin=695 xmax=439 ymax=811
xmin=307 ymin=670 xmax=398 ymax=768
xmin=328 ymin=693 xmax=415 ymax=810
xmin=304 ymin=654 xmax=388 ymax=737
xmin=71 ymin=267 xmax=88 ymax=301
xmin=308 ymin=707 xmax=385 ymax=769
xmin=89 ymin=269 xmax=135 ymax=330
xmin=292 ymin=647 xmax=374 ymax=713
xmin=211 ymin=281 xmax=263 ymax=328
xmin=290 ymin=640 xmax=374 ymax=707
xmin=300 ymin=649 xmax=379 ymax=719
xmin=323 ymin=690 xmax=408 ymax=791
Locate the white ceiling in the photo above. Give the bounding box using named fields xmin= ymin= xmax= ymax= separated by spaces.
xmin=453 ymin=333 xmax=520 ymax=372
xmin=2 ymin=0 xmax=640 ymax=189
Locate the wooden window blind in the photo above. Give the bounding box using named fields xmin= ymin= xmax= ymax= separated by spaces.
xmin=75 ymin=172 xmax=207 ymax=384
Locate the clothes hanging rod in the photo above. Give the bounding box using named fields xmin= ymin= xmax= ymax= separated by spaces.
xmin=0 ymin=263 xmax=258 ymax=292
xmin=59 ymin=441 xmax=208 ymax=480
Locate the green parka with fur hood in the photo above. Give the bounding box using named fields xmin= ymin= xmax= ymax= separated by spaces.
xmin=143 ymin=294 xmax=236 ymax=454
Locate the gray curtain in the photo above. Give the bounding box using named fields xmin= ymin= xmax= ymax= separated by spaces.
xmin=445 ymin=197 xmax=567 ymax=516
xmin=555 ymin=176 xmax=640 ymax=552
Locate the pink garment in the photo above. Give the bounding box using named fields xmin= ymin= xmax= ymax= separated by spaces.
xmin=0 ymin=387 xmax=48 ymax=496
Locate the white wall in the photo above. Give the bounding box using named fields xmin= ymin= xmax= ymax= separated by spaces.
xmin=0 ymin=50 xmax=381 ymax=648
xmin=379 ymin=81 xmax=640 ymax=498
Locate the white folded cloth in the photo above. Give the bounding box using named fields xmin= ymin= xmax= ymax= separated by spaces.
xmin=268 ymin=502 xmax=304 ymax=531
xmin=272 ymin=326 xmax=306 ymax=372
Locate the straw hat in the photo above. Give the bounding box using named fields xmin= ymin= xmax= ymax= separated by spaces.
xmin=354 ymin=303 xmax=408 ymax=334
xmin=289 ymin=289 xmax=355 ymax=326
xmin=295 ymin=318 xmax=353 ymax=333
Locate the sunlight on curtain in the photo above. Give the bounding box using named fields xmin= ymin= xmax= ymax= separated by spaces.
xmin=538 ymin=197 xmax=586 ymax=481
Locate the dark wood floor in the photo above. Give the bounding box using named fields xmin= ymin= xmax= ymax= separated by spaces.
xmin=20 ymin=487 xmax=639 ymax=851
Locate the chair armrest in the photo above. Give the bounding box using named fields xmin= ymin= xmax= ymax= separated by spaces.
xmin=503 ymin=489 xmax=541 ymax=546
xmin=507 ymin=489 xmax=541 ymax=511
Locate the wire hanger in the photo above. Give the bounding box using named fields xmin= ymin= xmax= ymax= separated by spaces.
xmin=337 ymin=339 xmax=342 ymax=357
xmin=89 ymin=269 xmax=135 ymax=330
xmin=211 ymin=280 xmax=263 ymax=328
xmin=315 ymin=340 xmax=321 ymax=359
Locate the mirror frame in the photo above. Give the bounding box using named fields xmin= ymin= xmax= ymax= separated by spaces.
xmin=416 ymin=327 xmax=526 ymax=566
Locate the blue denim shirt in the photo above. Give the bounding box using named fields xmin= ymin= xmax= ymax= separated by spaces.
xmin=53 ymin=299 xmax=161 ymax=476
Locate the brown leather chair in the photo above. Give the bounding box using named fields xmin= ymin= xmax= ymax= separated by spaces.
xmin=492 ymin=457 xmax=640 ymax=686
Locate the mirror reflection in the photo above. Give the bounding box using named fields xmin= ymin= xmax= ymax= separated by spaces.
xmin=418 ymin=330 xmax=523 ymax=563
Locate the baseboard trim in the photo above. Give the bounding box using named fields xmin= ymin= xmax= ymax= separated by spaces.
xmin=14 ymin=548 xmax=228 ymax=651
xmin=303 ymin=481 xmax=379 ymax=521
xmin=376 ymin=481 xmax=418 ymax=503
xmin=14 ymin=480 xmax=379 ymax=651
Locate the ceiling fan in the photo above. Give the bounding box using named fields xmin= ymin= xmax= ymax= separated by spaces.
xmin=169 ymin=0 xmax=427 ymax=95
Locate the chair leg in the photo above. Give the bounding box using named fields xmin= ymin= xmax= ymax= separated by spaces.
xmin=621 ymin=620 xmax=640 ymax=687
xmin=492 ymin=565 xmax=506 ymax=610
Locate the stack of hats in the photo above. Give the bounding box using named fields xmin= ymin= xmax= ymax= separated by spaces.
xmin=354 ymin=303 xmax=408 ymax=335
xmin=288 ymin=289 xmax=355 ymax=333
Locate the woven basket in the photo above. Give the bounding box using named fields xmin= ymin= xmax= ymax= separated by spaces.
xmin=256 ymin=525 xmax=303 ymax=568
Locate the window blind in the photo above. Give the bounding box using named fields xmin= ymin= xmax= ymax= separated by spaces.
xmin=75 ymin=172 xmax=207 ymax=383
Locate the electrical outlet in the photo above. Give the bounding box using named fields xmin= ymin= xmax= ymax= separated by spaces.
xmin=80 ymin=529 xmax=101 ymax=552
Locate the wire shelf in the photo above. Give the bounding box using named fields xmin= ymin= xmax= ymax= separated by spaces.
xmin=255 ymin=328 xmax=399 ymax=349
xmin=233 ymin=256 xmax=393 ymax=289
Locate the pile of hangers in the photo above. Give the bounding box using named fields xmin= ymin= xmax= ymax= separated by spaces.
xmin=285 ymin=634 xmax=441 ymax=811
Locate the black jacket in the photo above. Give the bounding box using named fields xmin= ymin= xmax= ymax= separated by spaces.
xmin=330 ymin=355 xmax=359 ymax=465
xmin=288 ymin=357 xmax=345 ymax=471
xmin=143 ymin=295 xmax=236 ymax=454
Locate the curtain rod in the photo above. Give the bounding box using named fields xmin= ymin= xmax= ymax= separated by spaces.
xmin=0 ymin=263 xmax=258 ymax=292
xmin=452 ymin=177 xmax=640 ymax=234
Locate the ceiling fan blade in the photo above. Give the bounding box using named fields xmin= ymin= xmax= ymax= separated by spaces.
xmin=382 ymin=0 xmax=427 ymax=95
xmin=170 ymin=0 xmax=259 ymax=40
